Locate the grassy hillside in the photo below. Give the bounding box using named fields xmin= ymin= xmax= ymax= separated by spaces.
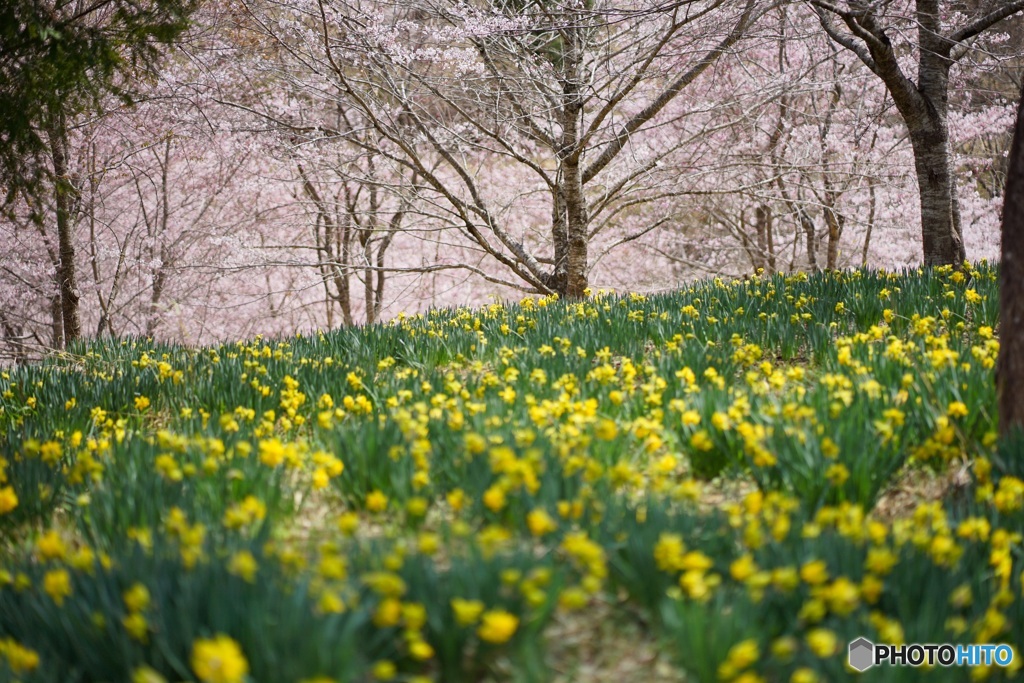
xmin=1 ymin=264 xmax=1020 ymax=683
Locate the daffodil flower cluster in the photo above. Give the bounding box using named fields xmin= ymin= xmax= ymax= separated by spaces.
xmin=0 ymin=265 xmax=1020 ymax=682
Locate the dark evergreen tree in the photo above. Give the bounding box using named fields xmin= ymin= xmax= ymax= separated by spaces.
xmin=0 ymin=0 xmax=199 ymax=344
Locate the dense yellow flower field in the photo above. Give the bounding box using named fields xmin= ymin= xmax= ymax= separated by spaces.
xmin=0 ymin=265 xmax=1020 ymax=682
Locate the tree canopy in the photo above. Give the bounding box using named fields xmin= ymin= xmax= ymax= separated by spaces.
xmin=0 ymin=0 xmax=198 ymax=201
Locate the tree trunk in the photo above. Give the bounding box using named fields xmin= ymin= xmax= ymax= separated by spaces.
xmin=363 ymin=170 xmax=378 ymax=325
xmin=862 ymin=179 xmax=877 ymax=268
xmin=754 ymin=205 xmax=768 ymax=272
xmin=146 ymin=262 xmax=166 ymax=338
xmin=800 ymin=208 xmax=817 ymax=272
xmin=362 ymin=231 xmax=374 ymax=325
xmin=337 ymin=214 xmax=354 ymax=326
xmin=373 ymin=207 xmax=401 ymax=325
xmin=0 ymin=311 xmax=28 ymax=364
xmin=823 ymin=175 xmax=844 ymax=270
xmin=548 ymin=185 xmax=569 ymax=294
xmin=998 ymin=82 xmax=1024 ymax=436
xmin=907 ymin=8 xmax=965 ymax=268
xmin=50 ymin=292 xmax=64 ymax=349
xmin=909 ymin=120 xmax=966 ymax=267
xmin=47 ymin=111 xmax=81 ymax=345
xmin=810 ymin=0 xmax=1004 ymax=270
xmin=824 ymin=204 xmax=844 ymax=270
xmin=559 ymin=26 xmax=589 ymax=300
xmin=563 ymin=160 xmax=589 ymax=298
xmin=749 ymin=209 xmax=765 ymax=274
xmin=737 ymin=210 xmax=761 ymax=273
xmin=146 ymin=141 xmax=172 ymax=338
xmin=339 ymin=209 xmax=356 ymax=327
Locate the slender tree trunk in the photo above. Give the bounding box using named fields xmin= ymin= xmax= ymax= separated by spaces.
xmin=363 ymin=165 xmax=378 ymax=325
xmin=739 ymin=237 xmax=757 ymax=272
xmin=373 ymin=207 xmax=401 ymax=325
xmin=549 ymin=184 xmax=569 ymax=294
xmin=800 ymin=208 xmax=817 ymax=272
xmin=31 ymin=218 xmax=65 ymax=348
xmin=737 ymin=211 xmax=760 ymax=273
xmin=339 ymin=186 xmax=355 ymax=326
xmin=362 ymin=231 xmax=374 ymax=325
xmin=146 ymin=263 xmax=166 ymax=338
xmin=753 ymin=207 xmax=766 ymax=270
xmin=862 ymin=178 xmax=877 ymax=268
xmin=998 ymin=82 xmax=1024 ymax=436
xmin=563 ymin=159 xmax=589 ymax=298
xmin=315 ymin=215 xmax=335 ymax=329
xmin=754 ymin=205 xmax=770 ymax=273
xmin=302 ymin=166 xmax=354 ymax=327
xmin=146 ymin=140 xmax=172 ymax=338
xmin=373 ymin=251 xmax=386 ymax=324
xmin=558 ymin=24 xmax=589 ymax=300
xmin=338 ymin=216 xmax=354 ymax=326
xmin=821 ymin=71 xmax=844 ymax=271
xmin=47 ymin=111 xmax=81 ymax=345
xmin=325 ymin=288 xmax=333 ymax=330
xmin=824 ymin=198 xmax=844 ymax=270
xmin=50 ymin=293 xmax=64 ymax=349
xmin=951 ymin=166 xmax=964 ymax=257
xmin=0 ymin=311 xmax=28 ymax=364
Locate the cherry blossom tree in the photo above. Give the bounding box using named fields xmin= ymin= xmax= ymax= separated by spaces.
xmin=639 ymin=1 xmax=1018 ymax=281
xmin=806 ymin=0 xmax=1024 ymax=266
xmin=621 ymin=4 xmax=903 ymax=279
xmin=1 ymin=27 xmax=291 ymax=356
xmin=294 ymin=146 xmax=412 ymax=327
xmin=74 ymin=96 xmax=273 ymax=340
xmin=236 ymin=0 xmax=771 ymax=298
xmin=1 ymin=0 xmax=202 ymax=347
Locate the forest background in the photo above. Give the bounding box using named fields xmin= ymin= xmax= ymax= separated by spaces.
xmin=3 ymin=0 xmax=1023 ymax=360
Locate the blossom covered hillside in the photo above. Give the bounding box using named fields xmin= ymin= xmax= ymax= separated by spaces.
xmin=4 ymin=1 xmax=1022 ymax=356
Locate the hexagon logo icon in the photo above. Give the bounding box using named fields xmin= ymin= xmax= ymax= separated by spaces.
xmin=849 ymin=637 xmax=875 ymax=672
